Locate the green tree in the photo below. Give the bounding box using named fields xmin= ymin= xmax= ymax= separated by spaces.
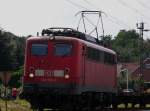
xmin=112 ymin=30 xmax=140 ymax=62
xmin=0 ymin=29 xmax=26 ymax=88
xmin=0 ymin=30 xmax=17 ymax=71
xmin=8 ymin=66 xmax=23 ymax=88
xmin=101 ymin=35 xmax=112 ymax=48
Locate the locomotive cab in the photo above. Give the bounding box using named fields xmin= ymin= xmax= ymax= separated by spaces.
xmin=23 ymin=36 xmax=83 ymax=96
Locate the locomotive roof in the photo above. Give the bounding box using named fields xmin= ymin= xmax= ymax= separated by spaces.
xmin=27 ymin=36 xmax=116 ymax=55
xmin=28 ymin=27 xmax=116 ymax=54
xmin=41 ymin=27 xmax=100 ymax=44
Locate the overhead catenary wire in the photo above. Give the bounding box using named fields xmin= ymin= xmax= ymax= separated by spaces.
xmin=107 ymin=16 xmax=130 ymax=29
xmin=65 ymin=0 xmax=89 ymax=10
xmin=66 ymin=0 xmax=150 ymax=38
xmin=65 ymin=0 xmax=104 ymax=37
xmin=83 ymin=0 xmax=97 ymax=9
xmin=66 ymin=0 xmax=130 ymax=29
xmin=116 ymin=0 xmax=150 ymax=29
xmin=67 ymin=0 xmax=132 ymax=29
xmin=136 ymin=0 xmax=150 ymax=10
xmin=135 ymin=0 xmax=150 ymax=27
xmin=116 ymin=0 xmax=150 ymax=20
xmin=82 ymin=0 xmax=131 ymax=29
xmin=65 ymin=0 xmax=139 ymax=36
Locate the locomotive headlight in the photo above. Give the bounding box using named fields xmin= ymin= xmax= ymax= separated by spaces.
xmin=49 ymin=36 xmax=54 ymax=40
xmin=29 ymin=73 xmax=34 ymax=78
xmin=64 ymin=74 xmax=70 ymax=79
xmin=64 ymin=68 xmax=70 ymax=79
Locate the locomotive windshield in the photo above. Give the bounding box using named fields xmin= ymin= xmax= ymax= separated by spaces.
xmin=54 ymin=44 xmax=72 ymax=56
xmin=31 ymin=44 xmax=48 ymax=56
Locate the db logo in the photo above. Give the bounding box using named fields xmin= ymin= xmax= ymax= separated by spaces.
xmin=45 ymin=70 xmax=53 ymax=76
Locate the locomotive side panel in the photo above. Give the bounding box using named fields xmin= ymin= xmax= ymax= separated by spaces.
xmin=82 ymin=46 xmax=117 ymax=93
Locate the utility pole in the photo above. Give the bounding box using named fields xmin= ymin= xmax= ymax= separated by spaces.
xmin=136 ymin=22 xmax=149 ymax=92
xmin=137 ymin=22 xmax=144 ymax=80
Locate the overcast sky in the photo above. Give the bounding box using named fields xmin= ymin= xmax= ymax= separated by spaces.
xmin=0 ymin=0 xmax=150 ymax=39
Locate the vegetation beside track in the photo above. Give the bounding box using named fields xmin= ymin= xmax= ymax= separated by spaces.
xmin=0 ymin=98 xmax=31 ymax=111
xmin=1 ymin=98 xmax=150 ymax=110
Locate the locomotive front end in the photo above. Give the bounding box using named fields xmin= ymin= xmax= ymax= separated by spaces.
xmin=24 ymin=36 xmax=79 ymax=93
xmin=20 ymin=36 xmax=82 ymax=109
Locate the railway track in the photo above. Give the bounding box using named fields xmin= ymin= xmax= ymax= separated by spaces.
xmin=36 ymin=108 xmax=150 ymax=111
xmin=30 ymin=94 xmax=150 ymax=111
xmin=33 ymin=105 xmax=150 ymax=111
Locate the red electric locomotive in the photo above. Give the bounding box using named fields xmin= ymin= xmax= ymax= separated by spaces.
xmin=21 ymin=27 xmax=117 ymax=110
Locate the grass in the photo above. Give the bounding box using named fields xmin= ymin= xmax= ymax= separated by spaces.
xmin=1 ymin=98 xmax=150 ymax=110
xmin=0 ymin=98 xmax=31 ymax=111
xmin=117 ymin=103 xmax=140 ymax=108
xmin=117 ymin=103 xmax=150 ymax=109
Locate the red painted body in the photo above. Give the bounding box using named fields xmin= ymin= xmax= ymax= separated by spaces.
xmin=23 ymin=35 xmax=117 ymax=95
